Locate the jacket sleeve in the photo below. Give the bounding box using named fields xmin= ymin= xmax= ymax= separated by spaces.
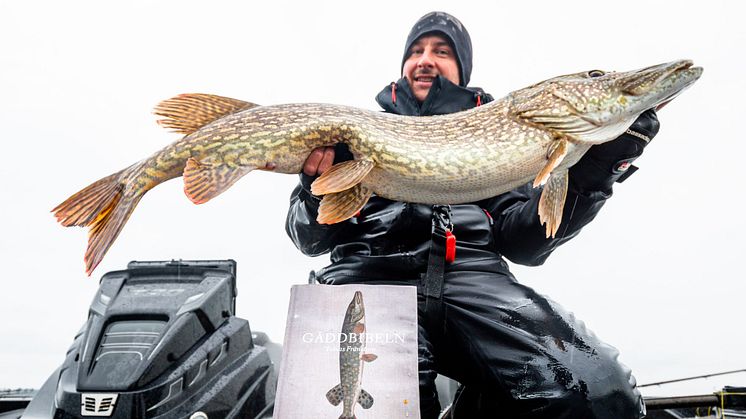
xmin=285 ymin=143 xmax=354 ymax=256
xmin=285 ymin=173 xmax=350 ymax=256
xmin=481 ymin=178 xmax=610 ymax=267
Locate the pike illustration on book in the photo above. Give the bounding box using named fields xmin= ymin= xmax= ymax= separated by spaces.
xmin=326 ymin=291 xmax=378 ymax=419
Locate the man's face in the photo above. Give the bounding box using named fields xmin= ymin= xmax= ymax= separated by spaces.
xmin=402 ymin=34 xmax=460 ymax=103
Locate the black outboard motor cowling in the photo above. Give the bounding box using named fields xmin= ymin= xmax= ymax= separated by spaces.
xmin=21 ymin=260 xmax=275 ymax=419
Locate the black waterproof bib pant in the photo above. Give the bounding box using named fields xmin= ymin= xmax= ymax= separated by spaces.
xmin=286 ymin=78 xmax=646 ymax=418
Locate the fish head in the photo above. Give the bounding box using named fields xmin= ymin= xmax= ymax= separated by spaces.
xmin=345 ymin=291 xmax=365 ymax=323
xmin=509 ymin=60 xmax=703 ymax=144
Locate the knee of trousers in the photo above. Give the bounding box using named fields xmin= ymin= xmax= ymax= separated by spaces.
xmin=495 ymin=387 xmax=640 ymax=419
xmin=539 ymin=362 xmax=645 ymax=419
xmin=582 ymin=347 xmax=645 ymax=418
xmin=418 ymin=371 xmax=442 ymax=419
xmin=499 ymin=347 xmax=644 ymax=418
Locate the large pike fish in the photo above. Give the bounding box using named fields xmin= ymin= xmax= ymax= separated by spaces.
xmin=326 ymin=291 xmax=377 ymax=419
xmin=53 ymin=60 xmax=702 ymax=275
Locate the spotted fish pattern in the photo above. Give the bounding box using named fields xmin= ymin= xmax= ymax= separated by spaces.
xmin=326 ymin=291 xmax=377 ymax=419
xmin=52 ymin=60 xmax=702 ymax=275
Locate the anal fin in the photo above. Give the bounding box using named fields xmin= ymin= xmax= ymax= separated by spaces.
xmin=317 ymin=184 xmax=373 ymax=224
xmin=183 ymin=158 xmax=252 ymax=204
xmin=311 ymin=159 xmax=375 ymax=196
xmin=533 ymin=138 xmax=568 ymax=187
xmin=538 ymin=169 xmax=569 ymax=238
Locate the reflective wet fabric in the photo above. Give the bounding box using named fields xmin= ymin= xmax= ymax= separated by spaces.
xmin=326 ymin=272 xmax=645 ymax=419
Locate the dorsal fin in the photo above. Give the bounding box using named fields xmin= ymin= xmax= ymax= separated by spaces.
xmin=153 ymin=93 xmax=260 ymax=135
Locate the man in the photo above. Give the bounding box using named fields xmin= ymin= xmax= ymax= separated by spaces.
xmin=287 ymin=11 xmax=658 ymax=419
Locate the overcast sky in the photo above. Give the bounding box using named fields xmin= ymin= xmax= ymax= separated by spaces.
xmin=1 ymin=0 xmax=744 ymax=397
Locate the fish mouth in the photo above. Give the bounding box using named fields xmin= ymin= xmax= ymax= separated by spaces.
xmin=568 ymin=60 xmax=701 ymax=140
xmin=656 ymin=60 xmax=702 ymax=100
xmin=657 ymin=64 xmax=703 ymax=108
xmin=348 ymin=291 xmax=365 ymax=322
xmin=351 ymin=291 xmax=364 ymax=312
xmin=578 ymin=59 xmax=701 ymax=127
xmin=622 ymin=59 xmax=703 ymax=103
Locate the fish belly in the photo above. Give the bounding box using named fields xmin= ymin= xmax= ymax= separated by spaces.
xmin=340 ymin=354 xmax=363 ymax=415
xmin=363 ymin=139 xmax=551 ymax=204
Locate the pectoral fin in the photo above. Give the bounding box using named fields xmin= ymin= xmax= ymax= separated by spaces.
xmin=326 ymin=383 xmax=343 ymax=406
xmin=533 ymin=138 xmax=568 ymax=187
xmin=311 ymin=159 xmax=375 ymax=195
xmin=317 ymin=184 xmax=373 ymax=224
xmin=361 ymin=353 xmax=377 ymax=362
xmin=538 ymin=169 xmax=568 ymax=238
xmin=358 ymin=388 xmax=374 ymax=409
xmin=183 ymin=158 xmax=253 ymax=204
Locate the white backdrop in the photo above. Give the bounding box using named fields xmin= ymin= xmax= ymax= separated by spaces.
xmin=1 ymin=0 xmax=744 ymax=396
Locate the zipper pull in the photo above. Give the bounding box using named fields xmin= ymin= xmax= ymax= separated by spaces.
xmin=445 ymin=229 xmax=456 ymax=263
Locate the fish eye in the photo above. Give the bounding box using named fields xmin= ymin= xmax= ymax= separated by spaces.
xmin=588 ymin=70 xmax=605 ymax=78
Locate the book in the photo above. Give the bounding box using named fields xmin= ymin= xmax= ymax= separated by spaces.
xmin=274 ymin=284 xmax=420 ymax=419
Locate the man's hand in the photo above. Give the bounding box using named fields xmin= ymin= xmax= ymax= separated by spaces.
xmin=585 ymin=109 xmax=660 ymax=163
xmin=299 ymin=144 xmax=352 ymax=199
xmin=569 ymin=109 xmax=660 ymax=191
xmin=303 ymin=146 xmax=336 ymax=176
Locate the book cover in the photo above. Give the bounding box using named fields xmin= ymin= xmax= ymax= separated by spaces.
xmin=273 ymin=284 xmax=420 ymax=419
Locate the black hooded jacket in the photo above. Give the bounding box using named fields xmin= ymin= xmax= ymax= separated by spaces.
xmin=285 ymin=76 xmax=616 ymax=284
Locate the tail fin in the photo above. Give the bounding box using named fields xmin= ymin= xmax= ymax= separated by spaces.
xmin=52 ymin=166 xmax=141 ymax=275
